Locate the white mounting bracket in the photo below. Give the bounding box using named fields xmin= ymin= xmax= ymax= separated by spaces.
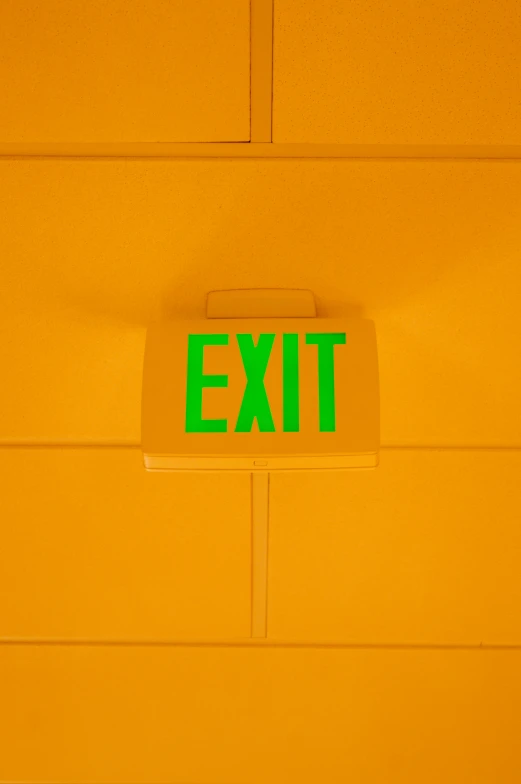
xmin=206 ymin=288 xmax=316 ymax=319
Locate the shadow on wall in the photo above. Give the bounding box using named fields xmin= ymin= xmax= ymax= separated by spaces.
xmin=2 ymin=159 xmax=520 ymax=328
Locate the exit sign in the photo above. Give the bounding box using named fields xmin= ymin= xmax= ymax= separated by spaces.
xmin=142 ymin=318 xmax=379 ymax=471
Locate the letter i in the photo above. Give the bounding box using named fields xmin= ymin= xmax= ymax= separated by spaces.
xmin=283 ymin=333 xmax=300 ymax=432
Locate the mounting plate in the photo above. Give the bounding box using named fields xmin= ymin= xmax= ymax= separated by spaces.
xmin=206 ymin=288 xmax=316 ymax=319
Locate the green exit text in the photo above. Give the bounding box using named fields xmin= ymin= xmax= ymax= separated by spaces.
xmin=185 ymin=333 xmax=346 ymax=434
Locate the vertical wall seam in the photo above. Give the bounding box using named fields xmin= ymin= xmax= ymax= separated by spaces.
xmin=251 ymin=472 xmax=270 ymax=637
xmin=250 ymin=0 xmax=274 ymax=142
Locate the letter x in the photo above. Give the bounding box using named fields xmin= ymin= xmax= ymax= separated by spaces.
xmin=235 ymin=334 xmax=276 ymax=432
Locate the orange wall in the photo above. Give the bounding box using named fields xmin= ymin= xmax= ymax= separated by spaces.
xmin=1 ymin=1 xmax=521 ymax=782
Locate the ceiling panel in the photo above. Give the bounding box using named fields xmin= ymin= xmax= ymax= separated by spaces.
xmin=273 ymin=0 xmax=521 ymax=144
xmin=268 ymin=450 xmax=521 ymax=644
xmin=1 ymin=645 xmax=520 ymax=783
xmin=0 ymin=448 xmax=251 ymax=640
xmin=1 ymin=159 xmax=521 ymax=446
xmin=0 ymin=0 xmax=250 ymax=142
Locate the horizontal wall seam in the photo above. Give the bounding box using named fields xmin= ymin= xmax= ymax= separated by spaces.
xmin=1 ymin=639 xmax=521 ymax=651
xmin=1 ymin=444 xmax=521 ymax=452
xmin=1 ymin=143 xmax=521 ymax=160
